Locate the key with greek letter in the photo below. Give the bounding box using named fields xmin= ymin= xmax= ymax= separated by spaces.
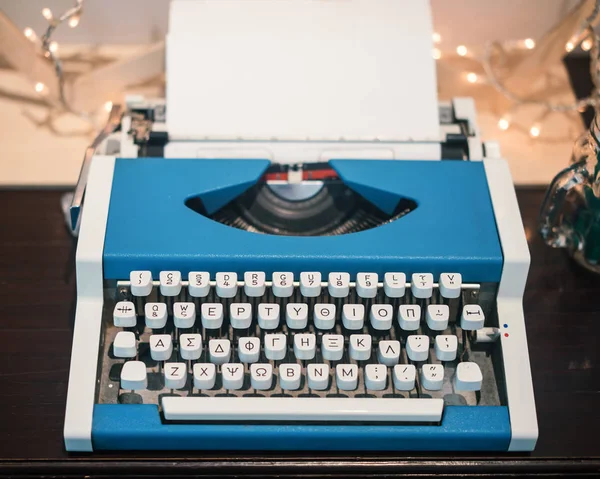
xmin=222 ymin=363 xmax=245 ymax=390
xmin=238 ymin=337 xmax=260 ymax=363
xmin=164 ymin=362 xmax=187 ymax=389
xmin=193 ymin=363 xmax=216 ymax=389
xmin=250 ymin=363 xmax=273 ymax=390
xmin=179 ymin=333 xmax=202 ymax=360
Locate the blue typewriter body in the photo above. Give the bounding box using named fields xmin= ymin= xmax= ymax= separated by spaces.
xmin=104 ymin=158 xmax=502 ymax=281
xmin=63 ymin=0 xmax=537 ymax=453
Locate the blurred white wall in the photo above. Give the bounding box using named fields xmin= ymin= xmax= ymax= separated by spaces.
xmin=0 ymin=0 xmax=582 ymax=46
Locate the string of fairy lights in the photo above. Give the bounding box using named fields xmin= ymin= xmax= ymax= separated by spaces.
xmin=21 ymin=0 xmax=600 ymax=138
xmin=22 ymin=0 xmax=111 ymax=121
xmin=24 ymin=0 xmax=87 ymax=114
xmin=432 ymin=0 xmax=600 ymax=139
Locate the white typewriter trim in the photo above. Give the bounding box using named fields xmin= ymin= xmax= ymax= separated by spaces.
xmin=64 ymin=156 xmax=116 ymax=452
xmin=164 ymin=140 xmax=442 ymax=164
xmin=484 ymin=158 xmax=538 ymax=451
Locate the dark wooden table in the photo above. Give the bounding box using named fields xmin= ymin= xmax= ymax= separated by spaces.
xmin=0 ymin=187 xmax=599 ymax=478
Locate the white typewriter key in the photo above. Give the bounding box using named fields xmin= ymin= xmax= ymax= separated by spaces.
xmin=222 ymin=363 xmax=245 ymax=390
xmin=398 ymin=304 xmax=421 ymax=331
xmin=257 ymin=303 xmax=280 ymax=330
xmin=164 ymin=362 xmax=187 ymax=389
xmin=349 ymin=334 xmax=372 ymax=361
xmin=426 ymin=304 xmax=449 ymax=331
xmin=321 ymin=334 xmax=344 ymax=361
xmin=393 ymin=364 xmax=416 ymax=391
xmin=307 ymin=363 xmax=330 ymax=390
xmin=230 ymin=303 xmax=252 ymax=329
xmin=130 ymin=271 xmax=153 ymax=296
xmin=342 ymin=304 xmax=365 ymax=330
xmin=336 ymin=364 xmax=358 ymax=390
xmin=293 ymin=333 xmax=316 ymax=360
xmin=149 ymin=334 xmax=173 ymax=361
xmin=328 ymin=272 xmax=350 ymax=297
xmin=264 ymin=334 xmax=287 ymax=361
xmin=173 ymin=302 xmax=196 ymax=329
xmin=159 ymin=271 xmax=182 ymax=296
xmin=244 ymin=271 xmax=266 ymax=297
xmin=238 ymin=337 xmax=260 ymax=363
xmin=113 ymin=331 xmax=137 ymax=358
xmin=356 ymin=273 xmax=378 ymax=298
xmin=370 ymin=304 xmax=393 ymax=330
xmin=144 ymin=302 xmax=167 ymax=329
xmin=434 ymin=335 xmax=458 ymax=361
xmin=250 ymin=363 xmax=273 ymax=390
xmin=286 ymin=303 xmax=308 ymax=329
xmin=208 ymin=339 xmax=231 ymax=364
xmin=454 ymin=362 xmax=483 ymax=391
xmin=188 ymin=271 xmax=210 ymax=297
xmin=421 ymin=364 xmax=444 ymax=390
xmin=201 ymin=303 xmax=224 ymax=329
xmin=313 ymin=303 xmax=336 ymax=330
xmin=300 ymin=272 xmax=322 ymax=297
xmin=406 ymin=335 xmax=430 ymax=361
xmin=272 ymin=272 xmax=294 ymax=297
xmin=120 ymin=361 xmax=147 ymax=390
xmin=439 ymin=273 xmax=462 ymax=299
xmin=216 ymin=272 xmax=238 ymax=298
xmin=279 ymin=363 xmax=302 ymax=390
xmin=365 ymin=364 xmax=387 ymax=391
xmin=384 ymin=272 xmax=406 ymax=298
xmin=193 ymin=363 xmax=216 ymax=389
xmin=411 ymin=273 xmax=433 ymax=299
xmin=461 ymin=304 xmax=485 ymax=330
xmin=179 ymin=333 xmax=202 ymax=360
xmin=377 ymin=340 xmax=401 ymax=366
xmin=113 ymin=301 xmax=136 ymax=327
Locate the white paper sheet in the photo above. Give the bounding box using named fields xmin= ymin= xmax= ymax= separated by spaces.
xmin=166 ymin=0 xmax=440 ymax=142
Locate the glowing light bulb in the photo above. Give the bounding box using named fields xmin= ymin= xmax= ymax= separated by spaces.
xmin=42 ymin=8 xmax=53 ymax=20
xmin=524 ymin=38 xmax=535 ymax=49
xmin=432 ymin=48 xmax=441 ymax=60
xmin=582 ymin=38 xmax=593 ymax=51
xmin=466 ymin=72 xmax=478 ymax=83
xmin=565 ymin=42 xmax=575 ymax=52
xmin=35 ymin=82 xmax=46 ymax=94
xmin=498 ymin=117 xmax=510 ymax=131
xmin=432 ymin=32 xmax=441 ymax=44
xmin=529 ymin=124 xmax=541 ymax=138
xmin=23 ymin=27 xmax=35 ymax=40
xmin=456 ymin=45 xmax=468 ymax=56
xmin=49 ymin=41 xmax=58 ymax=53
xmin=104 ymin=101 xmax=113 ymax=112
xmin=68 ymin=16 xmax=80 ymax=28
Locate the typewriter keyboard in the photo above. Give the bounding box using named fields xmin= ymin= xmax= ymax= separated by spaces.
xmin=98 ymin=271 xmax=502 ymax=422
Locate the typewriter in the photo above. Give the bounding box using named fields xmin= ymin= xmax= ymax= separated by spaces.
xmin=63 ymin=0 xmax=537 ymax=452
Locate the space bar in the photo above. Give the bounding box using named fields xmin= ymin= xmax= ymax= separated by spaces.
xmin=161 ymin=397 xmax=444 ymax=422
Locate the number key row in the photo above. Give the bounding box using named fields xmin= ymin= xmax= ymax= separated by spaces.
xmin=128 ymin=271 xmax=466 ymax=299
